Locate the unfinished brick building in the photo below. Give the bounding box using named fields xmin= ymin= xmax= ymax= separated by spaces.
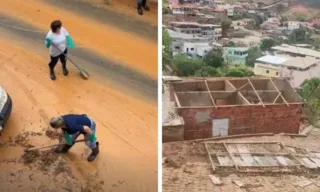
xmin=166 ymin=77 xmax=304 ymax=141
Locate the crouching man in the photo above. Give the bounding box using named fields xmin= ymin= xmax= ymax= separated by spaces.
xmin=49 ymin=114 xmax=99 ymax=162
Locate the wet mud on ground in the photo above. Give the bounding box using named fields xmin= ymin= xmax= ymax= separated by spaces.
xmin=0 ymin=0 xmax=158 ymax=78
xmin=0 ymin=0 xmax=158 ymax=191
xmin=43 ymin=0 xmax=158 ymax=42
xmin=0 ymin=13 xmax=157 ymax=101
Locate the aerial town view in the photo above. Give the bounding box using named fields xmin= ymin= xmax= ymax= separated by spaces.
xmin=162 ymin=0 xmax=320 ymax=191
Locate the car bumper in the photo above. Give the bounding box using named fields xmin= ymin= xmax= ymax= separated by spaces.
xmin=0 ymin=94 xmax=12 ymax=127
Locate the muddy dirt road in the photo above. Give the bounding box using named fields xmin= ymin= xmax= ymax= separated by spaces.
xmin=0 ymin=0 xmax=158 ymax=191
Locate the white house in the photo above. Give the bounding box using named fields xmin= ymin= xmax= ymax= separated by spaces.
xmin=171 ymin=5 xmax=184 ymax=15
xmin=287 ymin=21 xmax=300 ymax=31
xmin=226 ymin=5 xmax=234 ymax=17
xmin=173 ymin=42 xmax=212 ymax=57
xmin=167 ymin=29 xmax=210 ymax=42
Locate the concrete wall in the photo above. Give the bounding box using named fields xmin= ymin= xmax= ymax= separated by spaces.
xmin=178 ymin=104 xmax=302 ymax=140
xmin=163 ymin=125 xmax=184 ymax=142
xmin=254 ymin=63 xmax=280 ymax=77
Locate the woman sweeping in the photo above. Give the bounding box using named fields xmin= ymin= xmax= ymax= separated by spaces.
xmin=45 ymin=20 xmax=75 ymax=80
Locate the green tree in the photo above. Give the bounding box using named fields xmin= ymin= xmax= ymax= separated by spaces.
xmin=225 ymin=66 xmax=254 ymax=77
xmin=195 ymin=66 xmax=221 ymax=77
xmin=253 ymin=15 xmax=264 ymax=27
xmin=289 ymin=28 xmax=312 ymax=44
xmin=298 ymin=78 xmax=320 ymax=125
xmin=246 ymin=47 xmax=263 ymax=67
xmin=296 ymin=13 xmax=306 ymax=22
xmin=162 ymin=28 xmax=172 ymax=69
xmin=203 ymin=51 xmax=224 ymax=68
xmin=221 ymin=19 xmax=232 ymax=38
xmin=173 ymin=54 xmax=202 ymax=76
xmin=260 ymin=39 xmax=276 ymax=51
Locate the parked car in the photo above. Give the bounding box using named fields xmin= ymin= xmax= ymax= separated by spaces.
xmin=0 ymin=86 xmax=12 ymax=133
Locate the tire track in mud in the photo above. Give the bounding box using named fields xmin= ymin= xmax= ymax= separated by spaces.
xmin=0 ymin=13 xmax=157 ymax=101
xmin=99 ymin=121 xmax=153 ymax=160
xmin=43 ymin=0 xmax=157 ymax=42
xmin=0 ymin=56 xmax=50 ymax=124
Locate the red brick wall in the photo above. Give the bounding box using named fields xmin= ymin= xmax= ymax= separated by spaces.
xmin=178 ymin=104 xmax=302 ymax=140
xmin=163 ymin=125 xmax=184 ymax=142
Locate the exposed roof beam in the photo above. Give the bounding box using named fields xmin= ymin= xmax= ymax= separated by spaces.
xmin=238 ymin=92 xmax=251 ymax=105
xmin=248 ymin=79 xmax=265 ymax=107
xmin=273 ymin=93 xmax=281 ymax=104
xmin=238 ymin=82 xmax=249 ymax=91
xmin=226 ymin=80 xmax=237 ymax=90
xmin=174 ymin=92 xmax=181 ymax=107
xmin=205 ymin=80 xmax=217 ymax=108
xmin=269 ymin=78 xmax=289 ymax=106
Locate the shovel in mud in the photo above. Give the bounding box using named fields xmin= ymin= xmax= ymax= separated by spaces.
xmin=24 ymin=139 xmax=87 ymax=152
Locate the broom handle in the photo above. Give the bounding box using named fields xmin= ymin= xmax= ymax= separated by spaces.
xmin=51 ymin=43 xmax=81 ymax=70
xmin=25 ymin=139 xmax=87 ymax=151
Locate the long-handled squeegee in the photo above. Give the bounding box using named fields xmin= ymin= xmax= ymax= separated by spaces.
xmin=51 ymin=43 xmax=89 ymax=79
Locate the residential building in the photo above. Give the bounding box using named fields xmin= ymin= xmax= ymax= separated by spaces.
xmin=213 ymin=7 xmax=227 ymax=16
xmin=197 ymin=14 xmax=216 ymax=24
xmin=172 ymin=42 xmax=212 ymax=57
xmin=231 ymin=36 xmax=262 ymax=47
xmin=163 ymin=77 xmax=304 ymax=141
xmin=170 ymin=5 xmax=198 ymax=21
xmin=200 ymin=24 xmax=220 ymax=36
xmin=293 ymin=44 xmax=313 ymax=49
xmin=223 ymin=47 xmax=249 ymax=65
xmin=232 ymin=18 xmax=256 ymax=27
xmin=267 ymin=17 xmax=281 ymax=25
xmin=214 ymin=0 xmax=225 ymax=6
xmin=264 ymin=27 xmax=289 ymax=36
xmin=286 ymin=21 xmax=300 ymax=31
xmin=226 ymin=4 xmax=234 ymax=17
xmin=168 ymin=29 xmax=210 ymax=42
xmin=271 ymin=44 xmax=320 ymax=59
xmin=254 ymin=55 xmax=320 ymax=87
xmin=200 ymin=0 xmax=216 ymax=7
xmin=214 ymin=27 xmax=222 ymax=40
xmin=169 ymin=22 xmax=201 ymax=35
xmin=171 ymin=4 xmax=184 ymax=14
xmin=261 ymin=17 xmax=281 ymax=30
xmin=169 ymin=22 xmax=222 ymax=40
xmin=234 ymin=6 xmax=245 ymax=17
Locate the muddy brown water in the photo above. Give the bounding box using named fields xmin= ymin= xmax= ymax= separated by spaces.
xmin=0 ymin=0 xmax=158 ymax=191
